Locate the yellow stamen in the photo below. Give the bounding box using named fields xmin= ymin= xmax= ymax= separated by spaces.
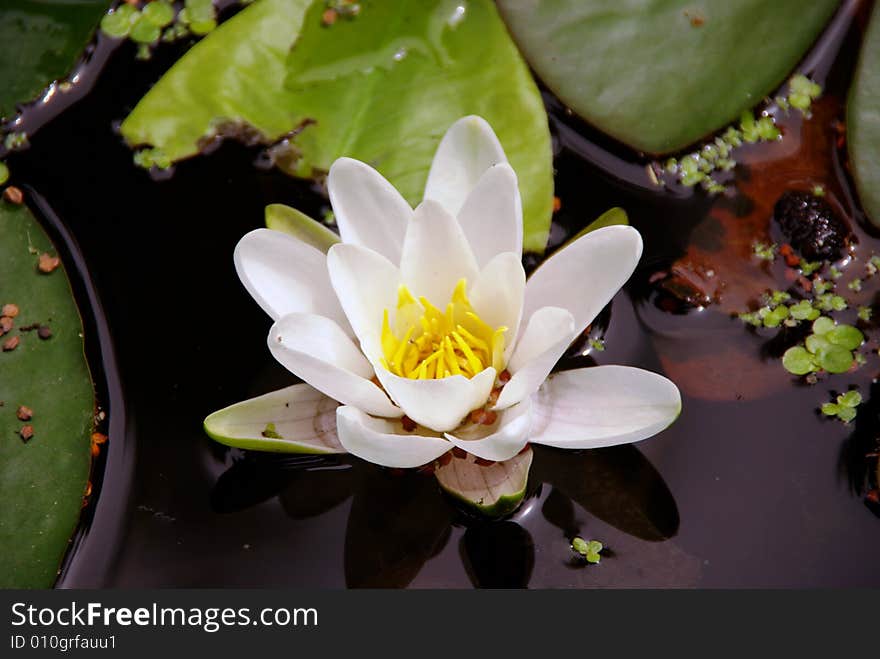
xmin=380 ymin=278 xmax=505 ymax=380
xmin=443 ymin=337 xmax=462 ymax=376
xmin=390 ymin=326 xmax=415 ymax=376
xmin=451 ymin=331 xmax=483 ymax=374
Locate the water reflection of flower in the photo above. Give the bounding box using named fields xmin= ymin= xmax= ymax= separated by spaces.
xmin=210 ymin=444 xmax=689 ymax=588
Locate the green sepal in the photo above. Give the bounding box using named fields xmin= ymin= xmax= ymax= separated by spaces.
xmin=264 ymin=203 xmax=339 ymax=253
xmin=434 ymin=446 xmax=533 ymax=518
xmin=204 ymin=383 xmax=346 ymax=454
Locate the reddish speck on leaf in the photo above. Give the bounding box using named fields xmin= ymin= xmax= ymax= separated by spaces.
xmin=38 ymin=253 xmax=61 ymax=274
xmin=3 ymin=186 xmax=23 ymax=205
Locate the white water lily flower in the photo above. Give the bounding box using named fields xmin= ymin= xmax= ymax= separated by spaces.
xmin=224 ymin=116 xmax=680 ymax=468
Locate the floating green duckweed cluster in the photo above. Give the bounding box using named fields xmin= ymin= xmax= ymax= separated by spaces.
xmin=738 ymin=289 xmax=831 ymax=329
xmin=782 ymin=74 xmax=823 ymax=113
xmin=781 ymin=317 xmax=864 ymax=375
xmin=572 ymin=537 xmax=603 ymax=564
xmin=179 ymin=0 xmax=219 ymax=35
xmin=821 ymin=390 xmax=862 ymax=423
xmin=4 ymin=132 xmax=28 ymax=151
xmin=657 ymin=74 xmax=822 ymax=194
xmin=753 ymin=241 xmax=777 ymax=261
xmin=799 ymin=259 xmax=821 ymax=275
xmin=865 ymin=255 xmax=880 ymax=276
xmin=738 ymin=242 xmax=880 ymax=384
xmin=101 ymin=1 xmax=218 ymax=59
xmin=133 ymin=147 xmax=172 ymax=170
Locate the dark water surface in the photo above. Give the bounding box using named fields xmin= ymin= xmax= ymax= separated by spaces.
xmin=4 ymin=1 xmax=879 ymax=587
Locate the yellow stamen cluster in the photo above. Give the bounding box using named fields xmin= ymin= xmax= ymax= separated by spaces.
xmin=380 ymin=279 xmax=505 ymax=380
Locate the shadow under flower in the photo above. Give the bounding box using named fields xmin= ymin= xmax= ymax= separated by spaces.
xmin=209 ymin=442 xmax=681 ymax=588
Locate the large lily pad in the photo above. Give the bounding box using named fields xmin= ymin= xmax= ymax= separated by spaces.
xmin=0 ymin=0 xmax=110 ymax=120
xmin=497 ymin=0 xmax=838 ymax=154
xmin=120 ymin=0 xmax=553 ymax=252
xmin=0 ymin=200 xmax=94 ymax=587
xmin=848 ymin=2 xmax=880 ymax=226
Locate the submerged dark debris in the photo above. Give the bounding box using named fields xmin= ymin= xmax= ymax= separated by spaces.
xmin=774 ymin=190 xmax=850 ymax=261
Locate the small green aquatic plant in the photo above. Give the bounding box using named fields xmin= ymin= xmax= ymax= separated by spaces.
xmin=100 ymin=0 xmax=218 ymax=59
xmin=572 ymin=537 xmax=603 ymax=564
xmin=658 ymin=74 xmax=823 ymax=194
xmin=821 ymin=390 xmax=862 ymax=424
xmin=782 ymin=317 xmax=864 ymax=376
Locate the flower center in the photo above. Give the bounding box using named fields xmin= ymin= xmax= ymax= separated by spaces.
xmin=380 ymin=279 xmax=506 ymax=380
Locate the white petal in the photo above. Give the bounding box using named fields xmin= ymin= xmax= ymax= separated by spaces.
xmin=326 ymin=243 xmax=401 ymax=361
xmin=269 ymin=313 xmax=401 ymax=418
xmin=204 ymin=383 xmax=344 ymax=454
xmin=399 ymin=199 xmax=479 ymax=307
xmin=530 ymin=366 xmax=681 ymax=449
xmin=523 ymin=225 xmax=643 ymax=333
xmin=445 ymin=398 xmax=532 ymax=462
xmin=234 ymin=229 xmax=349 ymax=330
xmin=456 ymin=163 xmax=523 ymax=266
xmin=494 ymin=306 xmax=575 ymax=410
xmin=336 ymin=406 xmax=451 ymax=468
xmin=468 ymin=252 xmax=526 ymax=363
xmin=424 ymin=115 xmax=508 ymax=218
xmin=375 ymin=366 xmax=496 ymax=432
xmin=327 ymin=157 xmax=413 ymax=264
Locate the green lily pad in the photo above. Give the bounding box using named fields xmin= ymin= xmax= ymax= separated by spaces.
xmin=497 ymin=0 xmax=838 ymax=153
xmin=264 ymin=203 xmax=339 ymax=253
xmin=433 ymin=446 xmax=533 ymax=518
xmin=0 ymin=1 xmax=110 ymax=120
xmin=0 ymin=200 xmax=94 ymax=587
xmin=848 ymin=2 xmax=880 ymax=226
xmin=204 ymin=383 xmax=346 ymax=454
xmin=120 ymin=0 xmax=554 ymax=252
